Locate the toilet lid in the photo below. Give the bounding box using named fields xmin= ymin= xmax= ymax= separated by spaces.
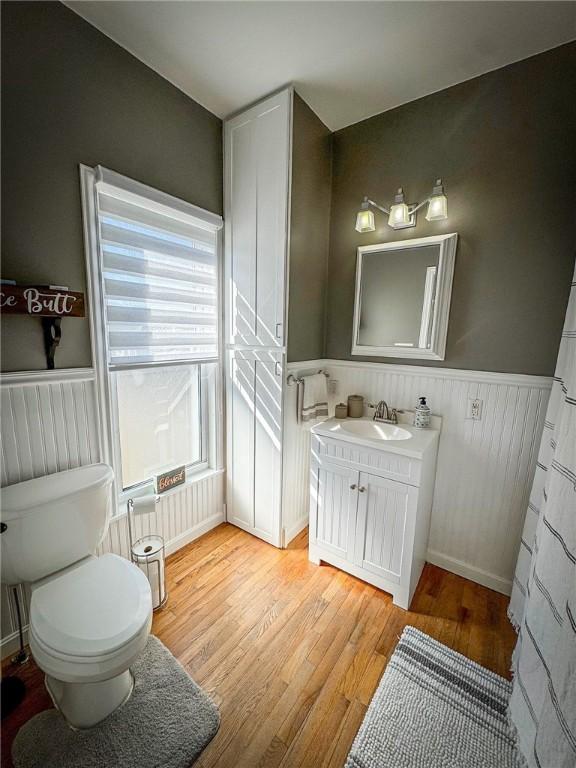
xmin=30 ymin=554 xmax=152 ymax=658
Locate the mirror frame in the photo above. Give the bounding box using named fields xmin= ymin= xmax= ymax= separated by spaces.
xmin=351 ymin=233 xmax=458 ymax=360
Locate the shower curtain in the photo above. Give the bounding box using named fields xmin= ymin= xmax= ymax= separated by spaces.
xmin=508 ymin=262 xmax=576 ymax=768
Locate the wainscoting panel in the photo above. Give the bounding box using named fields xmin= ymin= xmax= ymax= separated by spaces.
xmin=281 ymin=369 xmax=316 ymax=545
xmin=283 ymin=360 xmax=551 ymax=594
xmin=0 ymin=369 xmax=100 ymax=486
xmin=96 ymin=470 xmax=225 ymax=561
xmin=0 ymin=369 xmax=225 ymax=658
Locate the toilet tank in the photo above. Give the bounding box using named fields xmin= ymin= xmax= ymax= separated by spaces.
xmin=0 ymin=464 xmax=114 ymax=585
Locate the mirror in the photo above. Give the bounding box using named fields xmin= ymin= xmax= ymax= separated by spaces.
xmin=352 ymin=233 xmax=457 ymax=360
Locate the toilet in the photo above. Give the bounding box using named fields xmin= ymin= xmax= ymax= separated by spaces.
xmin=0 ymin=464 xmax=153 ymax=729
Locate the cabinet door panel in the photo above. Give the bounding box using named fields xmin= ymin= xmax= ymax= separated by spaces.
xmin=226 ymin=352 xmax=283 ymax=547
xmin=225 ymin=91 xmax=290 ymax=348
xmin=253 ymin=360 xmax=282 ymax=538
xmin=228 ymin=118 xmax=257 ymax=344
xmin=254 ymin=104 xmax=289 ymax=347
xmin=312 ymin=460 xmax=358 ymax=560
xmin=227 ymin=356 xmax=255 ymax=528
xmin=356 ymin=473 xmax=417 ymax=583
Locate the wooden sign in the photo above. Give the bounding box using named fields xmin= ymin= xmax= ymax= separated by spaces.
xmin=0 ymin=285 xmax=85 ymax=318
xmin=156 ymin=466 xmax=186 ymax=494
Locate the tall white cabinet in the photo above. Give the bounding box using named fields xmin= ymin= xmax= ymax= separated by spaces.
xmin=224 ymin=88 xmax=293 ymax=547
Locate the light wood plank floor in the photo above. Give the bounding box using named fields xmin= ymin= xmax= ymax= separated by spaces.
xmin=1 ymin=524 xmax=517 ymax=768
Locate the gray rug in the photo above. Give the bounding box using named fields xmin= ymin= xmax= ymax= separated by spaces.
xmin=12 ymin=635 xmax=219 ymax=768
xmin=346 ymin=626 xmax=521 ymax=768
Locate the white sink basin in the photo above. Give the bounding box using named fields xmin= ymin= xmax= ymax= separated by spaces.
xmin=339 ymin=420 xmax=412 ymax=442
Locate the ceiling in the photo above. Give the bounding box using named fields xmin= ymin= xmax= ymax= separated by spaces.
xmin=66 ymin=1 xmax=576 ymax=131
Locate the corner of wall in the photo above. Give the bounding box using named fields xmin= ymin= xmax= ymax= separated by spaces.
xmin=322 ymin=130 xmax=335 ymax=360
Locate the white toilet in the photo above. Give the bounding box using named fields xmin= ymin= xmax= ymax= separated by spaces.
xmin=0 ymin=464 xmax=153 ymax=729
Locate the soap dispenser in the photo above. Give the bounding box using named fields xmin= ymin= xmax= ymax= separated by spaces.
xmin=414 ymin=397 xmax=431 ymax=429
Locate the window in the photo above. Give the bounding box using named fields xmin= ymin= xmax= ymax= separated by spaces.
xmin=81 ymin=166 xmax=223 ymax=504
xmin=115 ymin=364 xmax=202 ymax=488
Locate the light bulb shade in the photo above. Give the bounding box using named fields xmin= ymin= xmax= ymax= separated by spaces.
xmin=355 ymin=208 xmax=375 ymax=233
xmin=388 ymin=202 xmax=411 ymax=228
xmin=425 ymin=193 xmax=448 ymax=221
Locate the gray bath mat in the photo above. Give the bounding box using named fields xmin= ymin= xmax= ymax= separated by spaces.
xmin=346 ymin=626 xmax=521 ymax=768
xmin=12 ymin=635 xmax=219 ymax=768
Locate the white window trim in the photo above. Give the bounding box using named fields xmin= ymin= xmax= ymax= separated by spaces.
xmin=80 ymin=164 xmax=224 ymax=513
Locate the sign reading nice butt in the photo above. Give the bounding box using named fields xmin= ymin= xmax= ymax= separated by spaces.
xmin=156 ymin=466 xmax=186 ymax=494
xmin=0 ymin=285 xmax=85 ymax=317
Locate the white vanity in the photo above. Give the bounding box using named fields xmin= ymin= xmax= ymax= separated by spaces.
xmin=309 ymin=415 xmax=440 ymax=609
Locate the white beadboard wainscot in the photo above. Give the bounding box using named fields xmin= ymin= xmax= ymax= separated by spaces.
xmin=283 ymin=359 xmax=551 ymax=594
xmin=1 ymin=368 xmax=100 ymax=486
xmin=281 ymin=365 xmax=317 ymax=545
xmin=0 ymin=368 xmax=224 ymax=658
xmin=96 ymin=470 xmax=225 ymax=562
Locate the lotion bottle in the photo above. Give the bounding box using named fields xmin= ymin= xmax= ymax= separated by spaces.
xmin=414 ymin=397 xmax=431 ymax=429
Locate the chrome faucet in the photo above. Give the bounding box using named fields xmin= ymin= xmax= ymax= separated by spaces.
xmin=371 ymin=400 xmax=398 ymax=424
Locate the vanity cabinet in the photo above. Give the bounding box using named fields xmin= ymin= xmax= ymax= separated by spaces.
xmin=309 ymin=427 xmax=439 ymax=609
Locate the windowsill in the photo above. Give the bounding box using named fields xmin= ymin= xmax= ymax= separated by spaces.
xmin=114 ymin=466 xmax=224 ymax=518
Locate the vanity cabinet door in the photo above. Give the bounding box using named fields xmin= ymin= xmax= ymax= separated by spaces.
xmin=310 ymin=459 xmax=358 ymax=561
xmin=354 ymin=473 xmax=417 ymax=584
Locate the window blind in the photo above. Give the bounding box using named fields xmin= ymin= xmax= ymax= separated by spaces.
xmin=96 ymin=189 xmax=219 ymax=367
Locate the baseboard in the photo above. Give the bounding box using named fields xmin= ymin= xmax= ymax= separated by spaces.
xmin=165 ymin=511 xmax=226 ymax=557
xmin=426 ymin=549 xmax=512 ymax=596
xmin=283 ymin=515 xmax=308 ymax=547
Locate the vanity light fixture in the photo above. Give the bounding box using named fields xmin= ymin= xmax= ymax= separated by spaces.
xmin=355 ymin=207 xmax=375 ymax=233
xmin=355 ymin=179 xmax=448 ymax=232
xmin=425 ymin=178 xmax=448 ymax=221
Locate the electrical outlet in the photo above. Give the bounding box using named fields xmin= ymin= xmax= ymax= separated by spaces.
xmin=466 ymin=398 xmax=483 ymax=421
xmin=328 ymin=379 xmax=339 ymax=396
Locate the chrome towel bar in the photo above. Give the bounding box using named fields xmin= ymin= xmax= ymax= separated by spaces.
xmin=286 ymin=370 xmax=329 ymax=386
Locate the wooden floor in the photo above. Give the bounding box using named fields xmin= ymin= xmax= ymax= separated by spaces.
xmin=1 ymin=524 xmax=517 ymax=768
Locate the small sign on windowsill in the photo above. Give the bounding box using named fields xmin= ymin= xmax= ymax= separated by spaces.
xmin=156 ymin=466 xmax=186 ymax=494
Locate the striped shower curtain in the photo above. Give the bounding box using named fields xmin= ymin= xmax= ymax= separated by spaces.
xmin=508 ymin=263 xmax=576 ymax=768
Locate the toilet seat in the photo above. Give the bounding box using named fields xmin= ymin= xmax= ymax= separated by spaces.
xmin=30 ymin=554 xmax=152 ymax=683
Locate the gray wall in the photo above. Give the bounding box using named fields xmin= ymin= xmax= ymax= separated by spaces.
xmin=326 ymin=42 xmax=576 ymax=376
xmin=3 ymin=4 xmax=575 ymax=377
xmin=287 ymin=94 xmax=332 ymax=362
xmin=1 ymin=1 xmax=222 ymax=372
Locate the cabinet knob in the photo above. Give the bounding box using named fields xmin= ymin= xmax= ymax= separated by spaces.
xmin=358 ymin=486 xmax=366 ymax=493
xmin=350 ymin=483 xmax=357 ymax=490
